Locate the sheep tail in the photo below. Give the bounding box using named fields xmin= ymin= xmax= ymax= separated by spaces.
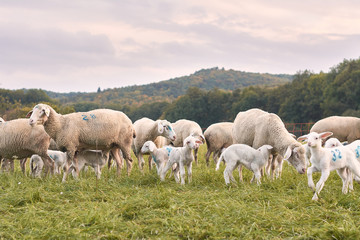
xmin=215 ymin=152 xmax=225 ymax=171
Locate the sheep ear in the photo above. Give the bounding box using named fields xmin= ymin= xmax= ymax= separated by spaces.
xmin=284 ymin=146 xmax=292 ymax=160
xmin=290 ymin=133 xmax=296 ymax=139
xmin=319 ymin=132 xmax=333 ymax=140
xmin=158 ymin=121 xmax=164 ymax=134
xmin=148 ymin=143 xmax=154 ymax=152
xmin=26 ymin=110 xmax=33 ymax=118
xmin=265 ymin=145 xmax=273 ymax=150
xmin=297 ymin=134 xmax=308 ymax=142
xmin=44 ymin=108 xmax=50 ymax=117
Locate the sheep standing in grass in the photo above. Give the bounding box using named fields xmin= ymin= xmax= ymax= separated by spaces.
xmin=204 ymin=122 xmax=233 ymax=167
xmin=141 ymin=141 xmax=174 ymax=175
xmin=27 ymin=104 xmax=135 ymax=181
xmin=70 ymin=150 xmax=109 ymax=179
xmin=311 ymin=116 xmax=360 ymax=143
xmin=166 ymin=119 xmax=205 ymax=164
xmin=216 ymin=144 xmax=273 ymax=185
xmin=298 ymin=132 xmax=360 ymax=200
xmin=0 ymin=118 xmax=53 ymax=175
xmin=160 ymin=135 xmax=203 ymax=184
xmin=132 ymin=118 xmax=176 ymax=171
xmin=232 ymin=108 xmax=306 ymax=175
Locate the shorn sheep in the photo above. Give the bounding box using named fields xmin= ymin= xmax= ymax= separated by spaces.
xmin=311 ymin=116 xmax=360 ymax=143
xmin=166 ymin=119 xmax=205 ymax=164
xmin=0 ymin=118 xmax=54 ymax=174
xmin=232 ymin=108 xmax=306 ymax=174
xmin=141 ymin=141 xmax=174 ymax=175
xmin=204 ymin=122 xmax=233 ymax=166
xmin=298 ymin=132 xmax=360 ymax=200
xmin=27 ymin=103 xmax=135 ymax=181
xmin=132 ymin=118 xmax=176 ymax=171
xmin=160 ymin=135 xmax=203 ymax=184
xmin=216 ymin=144 xmax=273 ymax=185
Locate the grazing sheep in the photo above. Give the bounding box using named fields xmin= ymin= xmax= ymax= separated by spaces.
xmin=132 ymin=118 xmax=176 ymax=171
xmin=160 ymin=135 xmax=203 ymax=184
xmin=216 ymin=144 xmax=273 ymax=185
xmin=30 ymin=150 xmax=68 ymax=177
xmin=166 ymin=119 xmax=205 ymax=164
xmin=70 ymin=150 xmax=110 ymax=179
xmin=298 ymin=132 xmax=360 ymax=200
xmin=232 ymin=108 xmax=306 ymax=175
xmin=141 ymin=141 xmax=174 ymax=175
xmin=311 ymin=116 xmax=360 ymax=143
xmin=0 ymin=118 xmax=53 ymax=175
xmin=27 ymin=103 xmax=135 ymax=181
xmin=204 ymin=122 xmax=233 ymax=166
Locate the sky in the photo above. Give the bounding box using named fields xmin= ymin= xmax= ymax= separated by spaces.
xmin=1 ymin=0 xmax=360 ymax=93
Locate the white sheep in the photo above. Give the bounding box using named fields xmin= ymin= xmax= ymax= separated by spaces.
xmin=27 ymin=103 xmax=135 ymax=182
xmin=70 ymin=150 xmax=109 ymax=179
xmin=216 ymin=144 xmax=273 ymax=185
xmin=311 ymin=116 xmax=360 ymax=143
xmin=166 ymin=119 xmax=205 ymax=164
xmin=204 ymin=122 xmax=233 ymax=166
xmin=297 ymin=132 xmax=360 ymax=200
xmin=132 ymin=118 xmax=176 ymax=171
xmin=141 ymin=141 xmax=174 ymax=175
xmin=30 ymin=150 xmax=68 ymax=177
xmin=232 ymin=108 xmax=306 ymax=175
xmin=0 ymin=118 xmax=54 ymax=175
xmin=160 ymin=135 xmax=203 ymax=184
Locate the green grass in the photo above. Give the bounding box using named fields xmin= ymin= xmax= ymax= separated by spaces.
xmin=1 ymin=146 xmax=360 ymax=239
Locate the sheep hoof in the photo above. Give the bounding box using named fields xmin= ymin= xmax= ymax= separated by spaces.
xmin=312 ymin=194 xmax=319 ymax=201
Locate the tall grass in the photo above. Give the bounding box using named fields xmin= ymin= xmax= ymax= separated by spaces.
xmin=1 ymin=145 xmax=360 ymax=239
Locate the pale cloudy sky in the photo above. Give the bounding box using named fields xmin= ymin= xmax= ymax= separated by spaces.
xmin=0 ymin=0 xmax=360 ymax=93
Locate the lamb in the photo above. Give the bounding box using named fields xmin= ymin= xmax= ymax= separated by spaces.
xmin=27 ymin=103 xmax=135 ymax=182
xmin=297 ymin=132 xmax=360 ymax=200
xmin=30 ymin=150 xmax=68 ymax=177
xmin=70 ymin=150 xmax=110 ymax=179
xmin=166 ymin=119 xmax=205 ymax=164
xmin=141 ymin=141 xmax=174 ymax=175
xmin=216 ymin=144 xmax=273 ymax=185
xmin=132 ymin=118 xmax=176 ymax=171
xmin=311 ymin=116 xmax=360 ymax=143
xmin=204 ymin=122 xmax=233 ymax=166
xmin=160 ymin=135 xmax=203 ymax=184
xmin=232 ymin=108 xmax=306 ymax=175
xmin=0 ymin=118 xmax=54 ymax=175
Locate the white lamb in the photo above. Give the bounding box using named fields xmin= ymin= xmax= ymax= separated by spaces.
xmin=30 ymin=150 xmax=68 ymax=177
xmin=160 ymin=135 xmax=203 ymax=184
xmin=298 ymin=132 xmax=360 ymax=201
xmin=216 ymin=144 xmax=273 ymax=185
xmin=70 ymin=150 xmax=110 ymax=179
xmin=132 ymin=118 xmax=176 ymax=171
xmin=141 ymin=141 xmax=174 ymax=175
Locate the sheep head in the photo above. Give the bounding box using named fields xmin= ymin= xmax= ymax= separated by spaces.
xmin=27 ymin=104 xmax=51 ymax=126
xmin=157 ymin=120 xmax=176 ymax=141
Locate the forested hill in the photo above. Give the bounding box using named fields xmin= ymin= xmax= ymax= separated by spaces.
xmin=45 ymin=67 xmax=292 ymax=107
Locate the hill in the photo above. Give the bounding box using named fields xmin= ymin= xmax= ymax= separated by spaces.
xmin=45 ymin=67 xmax=293 ymax=107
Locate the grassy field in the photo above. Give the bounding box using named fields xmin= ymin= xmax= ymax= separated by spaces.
xmin=1 ymin=145 xmax=360 ymax=239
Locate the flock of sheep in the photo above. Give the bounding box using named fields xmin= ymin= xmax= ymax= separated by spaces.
xmin=1 ymin=104 xmax=360 ymax=201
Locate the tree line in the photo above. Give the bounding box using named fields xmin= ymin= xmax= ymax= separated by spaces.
xmin=0 ymin=58 xmax=359 ymax=128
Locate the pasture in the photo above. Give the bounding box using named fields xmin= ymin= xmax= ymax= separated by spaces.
xmin=1 ymin=145 xmax=360 ymax=239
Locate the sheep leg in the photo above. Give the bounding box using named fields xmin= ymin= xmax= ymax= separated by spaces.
xmin=194 ymin=149 xmax=199 ymax=165
xmin=187 ymin=162 xmax=192 ymax=183
xmin=238 ymin=165 xmax=243 ymax=182
xmin=160 ymin=159 xmax=174 ymax=181
xmin=205 ymin=149 xmax=211 ymax=167
xmin=20 ymin=158 xmax=27 ymax=175
xmin=225 ymin=161 xmax=238 ymax=184
xmin=337 ymin=168 xmax=349 ymax=194
xmin=307 ymin=165 xmax=319 ymax=190
xmin=62 ymin=151 xmax=76 ymax=182
xmin=347 ymin=168 xmax=354 ymax=192
xmin=179 ymin=161 xmax=186 ymax=185
xmin=111 ymin=148 xmax=123 ymax=176
xmin=136 ymin=152 xmax=145 ymax=171
xmin=41 ymin=154 xmax=55 ymax=176
xmin=313 ymin=170 xmax=330 ymax=201
xmin=265 ymin=154 xmax=272 ymax=176
xmin=95 ymin=165 xmax=101 ymax=179
xmin=276 ymin=158 xmax=284 ymax=179
xmin=252 ymin=169 xmax=262 ymax=185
